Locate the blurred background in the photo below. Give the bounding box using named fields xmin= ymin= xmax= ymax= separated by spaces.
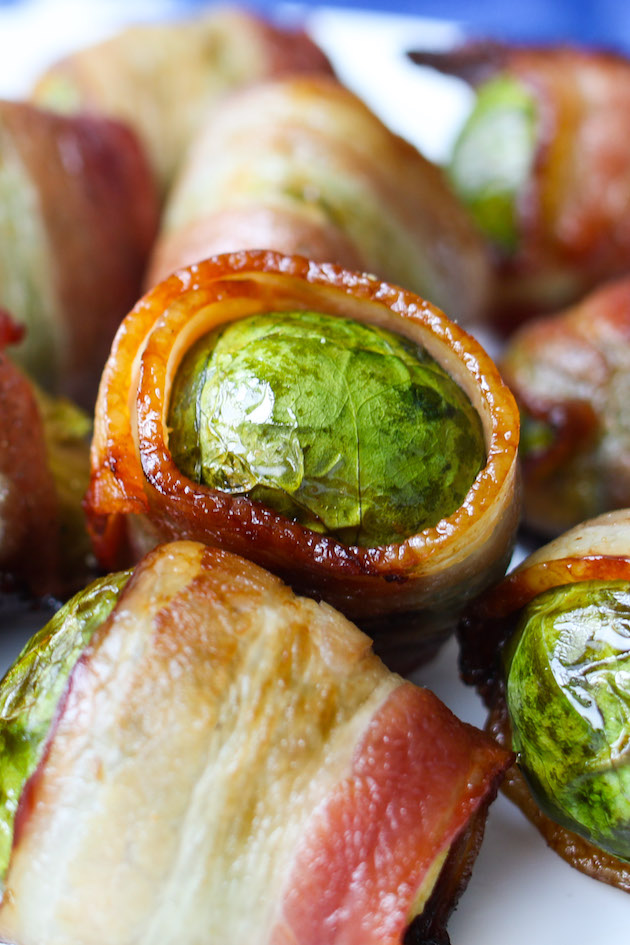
xmin=1 ymin=0 xmax=629 ymax=47
xmin=5 ymin=0 xmax=630 ymax=163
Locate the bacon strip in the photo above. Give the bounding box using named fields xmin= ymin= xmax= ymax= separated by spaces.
xmin=273 ymin=684 xmax=507 ymax=944
xmin=0 ymin=541 xmax=510 ymax=944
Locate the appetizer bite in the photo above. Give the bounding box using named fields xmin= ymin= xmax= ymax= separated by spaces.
xmin=86 ymin=250 xmax=520 ymax=670
xmin=0 ymin=99 xmax=158 ymax=406
xmin=147 ymin=75 xmax=491 ymax=325
xmin=0 ymin=540 xmax=511 ymax=945
xmin=31 ymin=6 xmax=333 ymax=194
xmin=502 ymin=276 xmax=630 ymax=537
xmin=0 ymin=311 xmax=91 ymax=598
xmin=459 ymin=510 xmax=630 ymax=890
xmin=410 ymin=42 xmax=630 ymax=328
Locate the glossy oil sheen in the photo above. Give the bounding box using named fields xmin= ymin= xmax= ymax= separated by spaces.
xmin=167 ymin=310 xmax=485 ymax=547
xmin=449 ymin=74 xmax=538 ymax=251
xmin=0 ymin=570 xmax=129 ymax=883
xmin=505 ymin=579 xmax=630 ymax=860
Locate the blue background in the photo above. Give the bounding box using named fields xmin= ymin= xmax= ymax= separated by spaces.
xmin=195 ymin=0 xmax=630 ymax=50
xmin=1 ymin=0 xmax=630 ymax=50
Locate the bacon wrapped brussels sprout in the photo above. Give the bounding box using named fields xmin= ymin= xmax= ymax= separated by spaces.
xmin=505 ymin=579 xmax=630 ymax=862
xmin=0 ymin=540 xmax=511 ymax=945
xmin=459 ymin=509 xmax=630 ymax=889
xmin=0 ymin=316 xmax=57 ymax=595
xmin=86 ymin=251 xmax=520 ymax=670
xmin=410 ymin=42 xmax=630 ymax=328
xmin=501 ymin=276 xmax=630 ymax=537
xmin=0 ymin=314 xmax=91 ymax=597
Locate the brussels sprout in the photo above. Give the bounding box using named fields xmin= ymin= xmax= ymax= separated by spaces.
xmin=167 ymin=310 xmax=485 ymax=547
xmin=505 ymin=580 xmax=630 ymax=860
xmin=449 ymin=74 xmax=538 ymax=251
xmin=0 ymin=570 xmax=129 ymax=882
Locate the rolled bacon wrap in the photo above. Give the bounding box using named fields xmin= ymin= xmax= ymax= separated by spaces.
xmin=146 ymin=75 xmax=491 ymax=325
xmin=0 ymin=99 xmax=158 ymax=405
xmin=32 ymin=7 xmax=334 ymax=194
xmin=501 ymin=276 xmax=630 ymax=537
xmin=411 ymin=42 xmax=630 ymax=327
xmin=86 ymin=250 xmax=520 ymax=670
xmin=459 ymin=509 xmax=630 ymax=890
xmin=0 ymin=540 xmax=511 ymax=945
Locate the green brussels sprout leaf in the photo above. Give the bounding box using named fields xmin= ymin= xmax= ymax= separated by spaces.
xmin=168 ymin=311 xmax=485 ymax=547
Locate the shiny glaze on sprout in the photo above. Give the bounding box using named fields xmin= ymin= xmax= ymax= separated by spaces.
xmin=167 ymin=310 xmax=486 ymax=548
